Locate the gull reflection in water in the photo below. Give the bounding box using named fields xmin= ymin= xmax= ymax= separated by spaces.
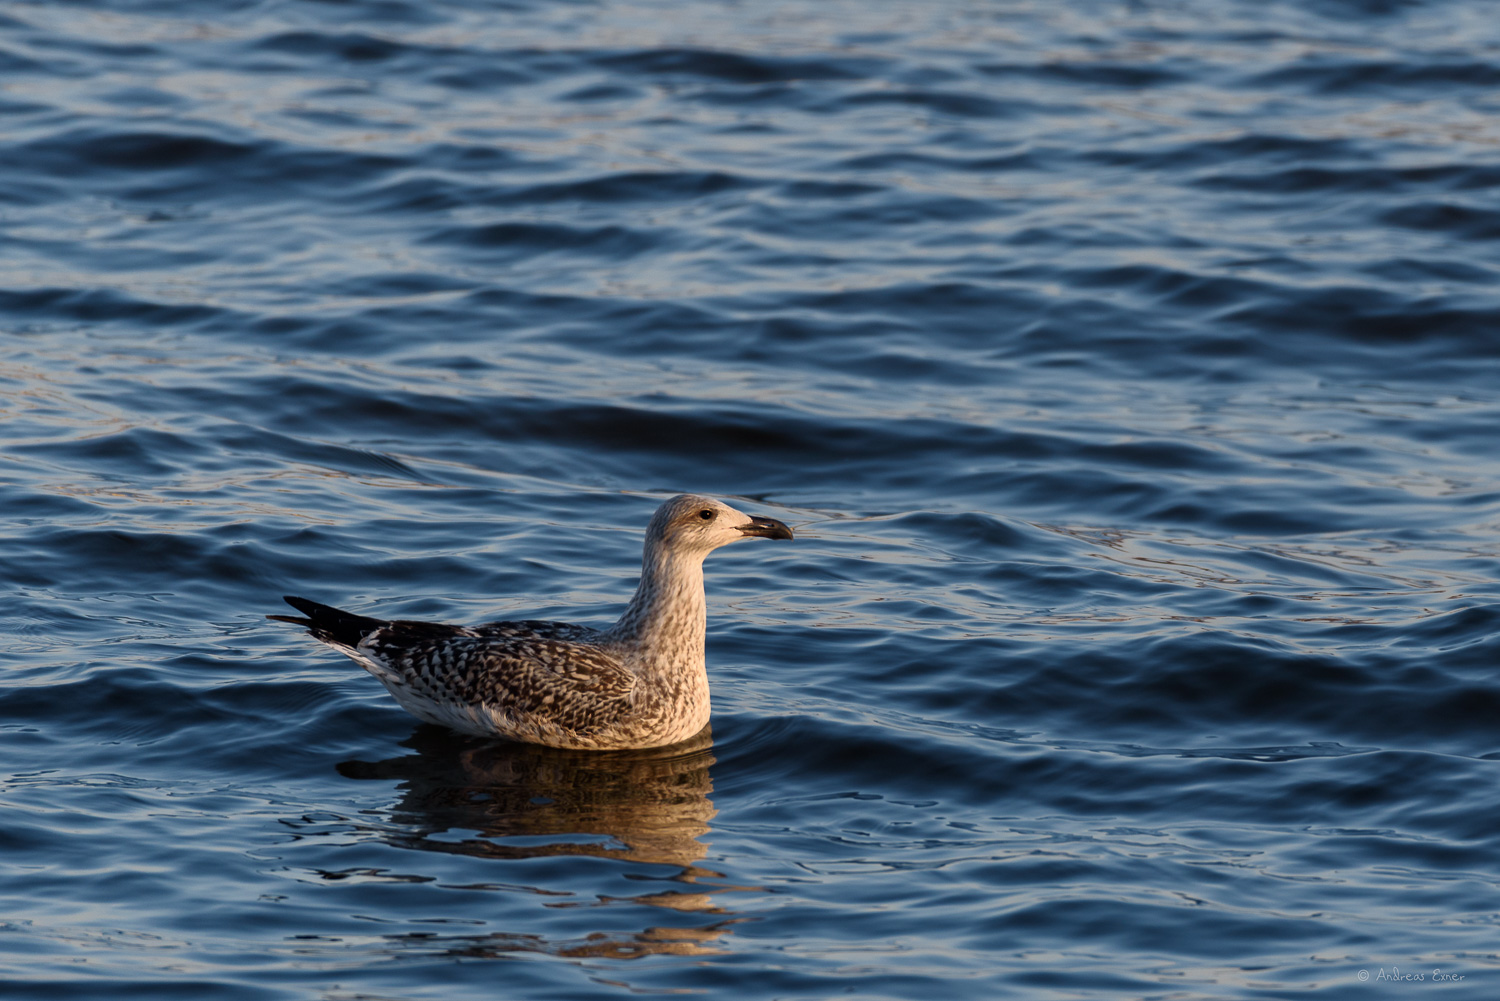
xmin=336 ymin=724 xmax=747 ymax=959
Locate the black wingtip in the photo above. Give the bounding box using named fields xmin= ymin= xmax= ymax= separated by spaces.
xmin=269 ymin=595 xmax=387 ymax=647
xmin=283 ymin=595 xmax=319 ymax=616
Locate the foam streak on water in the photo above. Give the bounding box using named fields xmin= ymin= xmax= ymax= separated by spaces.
xmin=3 ymin=1 xmax=1500 ymax=998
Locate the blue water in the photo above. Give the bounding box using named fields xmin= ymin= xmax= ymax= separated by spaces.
xmin=4 ymin=0 xmax=1500 ymax=997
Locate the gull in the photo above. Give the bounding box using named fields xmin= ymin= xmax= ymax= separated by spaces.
xmin=270 ymin=494 xmax=793 ymax=750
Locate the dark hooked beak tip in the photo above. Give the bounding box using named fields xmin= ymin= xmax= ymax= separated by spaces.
xmin=739 ymin=515 xmax=794 ymax=541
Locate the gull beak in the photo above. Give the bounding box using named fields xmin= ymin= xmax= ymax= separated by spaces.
xmin=738 ymin=515 xmax=794 ymax=541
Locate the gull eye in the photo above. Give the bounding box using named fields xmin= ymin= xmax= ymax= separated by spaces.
xmin=699 ymin=509 xmax=714 ymax=520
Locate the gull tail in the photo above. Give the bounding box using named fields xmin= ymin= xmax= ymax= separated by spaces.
xmin=268 ymin=595 xmax=386 ymax=648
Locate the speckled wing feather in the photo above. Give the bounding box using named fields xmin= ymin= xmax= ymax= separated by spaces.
xmin=359 ymin=619 xmax=639 ymax=735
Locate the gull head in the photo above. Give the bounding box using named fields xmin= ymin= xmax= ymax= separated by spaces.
xmin=647 ymin=494 xmax=794 ymax=557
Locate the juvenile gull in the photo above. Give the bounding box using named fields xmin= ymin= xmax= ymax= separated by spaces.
xmin=269 ymin=494 xmax=793 ymax=750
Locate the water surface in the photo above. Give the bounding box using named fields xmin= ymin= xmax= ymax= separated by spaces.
xmin=3 ymin=1 xmax=1500 ymax=998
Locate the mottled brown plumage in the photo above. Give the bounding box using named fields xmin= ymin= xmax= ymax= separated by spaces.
xmin=270 ymin=495 xmax=793 ymax=749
